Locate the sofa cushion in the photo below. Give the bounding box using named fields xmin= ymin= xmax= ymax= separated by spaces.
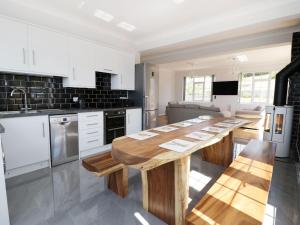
xmin=168 ymin=101 xmax=178 ymax=105
xmin=199 ymin=105 xmax=220 ymax=112
xmin=184 ymin=104 xmax=201 ymax=109
xmin=167 ymin=103 xmax=185 ymax=108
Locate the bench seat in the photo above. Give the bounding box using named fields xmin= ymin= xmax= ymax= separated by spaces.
xmin=186 ymin=139 xmax=276 ymax=225
xmin=82 ymin=151 xmax=128 ymax=198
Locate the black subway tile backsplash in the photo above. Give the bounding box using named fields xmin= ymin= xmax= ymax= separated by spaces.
xmin=0 ymin=72 xmax=135 ymax=111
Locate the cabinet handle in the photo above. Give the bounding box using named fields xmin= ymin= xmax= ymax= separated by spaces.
xmin=72 ymin=67 xmax=76 ymax=80
xmin=86 ymin=115 xmax=98 ymax=118
xmin=32 ymin=50 xmax=36 ymax=65
xmin=87 ymin=123 xmax=98 ymax=126
xmin=42 ymin=122 xmax=45 ymax=138
xmin=87 ymin=131 xmax=98 ymax=135
xmin=22 ymin=48 xmax=26 ymax=64
xmin=87 ymin=139 xmax=98 ymax=143
xmin=128 ymin=114 xmax=130 ymax=124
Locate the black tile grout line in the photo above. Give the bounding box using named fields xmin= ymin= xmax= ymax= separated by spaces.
xmin=0 ymin=72 xmax=135 ymax=111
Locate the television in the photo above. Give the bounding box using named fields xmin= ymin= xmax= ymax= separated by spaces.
xmin=212 ymin=81 xmax=238 ymax=95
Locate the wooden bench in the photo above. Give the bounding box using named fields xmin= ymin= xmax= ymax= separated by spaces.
xmin=186 ymin=139 xmax=276 ymax=225
xmin=82 ymin=151 xmax=128 ymax=198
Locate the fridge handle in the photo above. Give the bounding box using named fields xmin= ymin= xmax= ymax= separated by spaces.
xmin=144 ymin=96 xmax=149 ymax=108
xmin=145 ymin=112 xmax=148 ymax=128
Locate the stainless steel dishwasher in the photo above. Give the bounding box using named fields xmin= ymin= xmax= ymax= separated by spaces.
xmin=50 ymin=114 xmax=79 ymax=166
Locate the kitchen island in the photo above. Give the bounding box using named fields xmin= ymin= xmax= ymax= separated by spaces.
xmin=112 ymin=117 xmax=249 ymax=225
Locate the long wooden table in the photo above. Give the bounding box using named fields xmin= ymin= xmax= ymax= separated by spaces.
xmin=112 ymin=117 xmax=249 ymax=225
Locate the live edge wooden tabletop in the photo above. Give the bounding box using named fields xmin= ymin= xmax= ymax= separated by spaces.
xmin=111 ymin=117 xmax=250 ymax=225
xmin=186 ymin=140 xmax=276 ymax=225
xmin=112 ymin=117 xmax=249 ymax=171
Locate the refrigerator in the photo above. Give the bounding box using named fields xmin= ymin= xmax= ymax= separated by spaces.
xmin=133 ymin=63 xmax=159 ymax=129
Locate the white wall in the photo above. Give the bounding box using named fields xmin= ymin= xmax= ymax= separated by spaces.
xmin=158 ymin=68 xmax=176 ymax=115
xmin=174 ymin=60 xmax=290 ymax=113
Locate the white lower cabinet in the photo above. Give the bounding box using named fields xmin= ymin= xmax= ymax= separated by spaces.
xmin=0 ymin=116 xmax=50 ymax=177
xmin=126 ymin=108 xmax=142 ymax=135
xmin=78 ymin=112 xmax=104 ymax=156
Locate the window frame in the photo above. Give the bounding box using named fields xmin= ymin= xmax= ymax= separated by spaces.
xmin=238 ymin=72 xmax=276 ymax=104
xmin=183 ymin=75 xmax=213 ymax=103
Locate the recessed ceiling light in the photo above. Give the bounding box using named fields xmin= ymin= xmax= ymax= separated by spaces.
xmin=77 ymin=1 xmax=85 ymax=9
xmin=235 ymin=55 xmax=248 ymax=62
xmin=117 ymin=22 xmax=136 ymax=32
xmin=94 ymin=9 xmax=114 ymax=22
xmin=173 ymin=0 xmax=185 ymax=4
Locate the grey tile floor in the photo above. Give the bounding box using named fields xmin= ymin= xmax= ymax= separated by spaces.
xmin=5 ymin=152 xmax=300 ymax=225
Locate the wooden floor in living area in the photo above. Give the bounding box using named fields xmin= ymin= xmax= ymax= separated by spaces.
xmin=158 ymin=115 xmax=168 ymax=126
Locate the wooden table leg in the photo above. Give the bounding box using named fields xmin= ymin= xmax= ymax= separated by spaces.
xmin=201 ymin=131 xmax=233 ymax=167
xmin=107 ymin=167 xmax=128 ymax=198
xmin=175 ymin=156 xmax=190 ymax=225
xmin=141 ymin=156 xmax=191 ymax=225
xmin=141 ymin=171 xmax=149 ymax=211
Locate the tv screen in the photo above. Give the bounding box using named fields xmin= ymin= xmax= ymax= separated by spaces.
xmin=212 ymin=81 xmax=238 ymax=95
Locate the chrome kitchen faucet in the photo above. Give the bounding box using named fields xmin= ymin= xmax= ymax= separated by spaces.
xmin=10 ymin=88 xmax=31 ymax=112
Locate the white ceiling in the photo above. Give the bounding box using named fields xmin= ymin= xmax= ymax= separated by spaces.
xmin=159 ymin=44 xmax=291 ymax=71
xmin=0 ymin=0 xmax=299 ymax=53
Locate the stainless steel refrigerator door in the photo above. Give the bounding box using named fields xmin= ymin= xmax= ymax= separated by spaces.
xmin=144 ymin=64 xmax=159 ymax=110
xmin=143 ymin=110 xmax=158 ymax=129
xmin=50 ymin=120 xmax=79 ymax=166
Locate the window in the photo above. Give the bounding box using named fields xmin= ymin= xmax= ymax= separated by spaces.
xmin=239 ymin=72 xmax=276 ymax=104
xmin=184 ymin=75 xmax=213 ymax=102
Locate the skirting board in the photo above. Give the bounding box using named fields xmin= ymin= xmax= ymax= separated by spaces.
xmin=5 ymin=160 xmax=50 ymax=179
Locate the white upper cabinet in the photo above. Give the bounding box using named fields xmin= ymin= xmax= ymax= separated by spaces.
xmin=0 ymin=17 xmax=69 ymax=77
xmin=111 ymin=52 xmax=135 ymax=90
xmin=0 ymin=18 xmax=28 ymax=72
xmin=0 ymin=17 xmax=135 ymax=89
xmin=63 ymin=37 xmax=96 ymax=88
xmin=95 ymin=46 xmax=119 ymax=74
xmin=120 ymin=52 xmax=135 ymax=90
xmin=28 ymin=26 xmax=68 ymax=76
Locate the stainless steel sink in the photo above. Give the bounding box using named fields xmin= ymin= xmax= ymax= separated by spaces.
xmin=0 ymin=110 xmax=39 ymax=115
xmin=38 ymin=109 xmax=64 ymax=113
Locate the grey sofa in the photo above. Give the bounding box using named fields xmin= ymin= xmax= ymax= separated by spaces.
xmin=166 ymin=102 xmax=222 ymax=124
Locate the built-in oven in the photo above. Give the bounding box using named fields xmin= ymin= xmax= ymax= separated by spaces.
xmin=104 ymin=110 xmax=126 ymax=144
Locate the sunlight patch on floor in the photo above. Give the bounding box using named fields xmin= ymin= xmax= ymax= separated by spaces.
xmin=189 ymin=170 xmax=212 ymax=192
xmin=134 ymin=212 xmax=150 ymax=225
xmin=263 ymin=203 xmax=277 ymax=225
